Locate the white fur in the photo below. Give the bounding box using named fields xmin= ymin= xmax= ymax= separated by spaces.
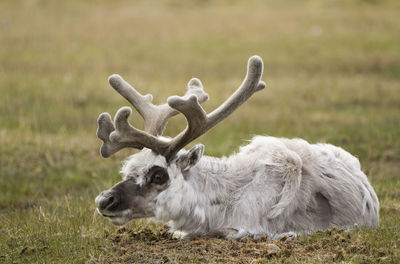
xmin=121 ymin=136 xmax=379 ymax=238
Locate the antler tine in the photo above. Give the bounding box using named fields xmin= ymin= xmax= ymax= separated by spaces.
xmin=97 ymin=112 xmax=118 ymax=158
xmin=207 ymin=56 xmax=265 ymax=125
xmin=164 ymin=55 xmax=266 ymax=160
xmin=108 ymin=74 xmax=208 ymax=136
xmin=97 ymin=107 xmax=170 ymax=158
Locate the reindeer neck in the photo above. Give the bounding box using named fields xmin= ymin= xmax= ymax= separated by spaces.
xmin=165 ymin=154 xmax=254 ymax=234
xmin=195 ymin=155 xmax=230 ymax=175
xmin=189 ymin=154 xmax=253 ymax=194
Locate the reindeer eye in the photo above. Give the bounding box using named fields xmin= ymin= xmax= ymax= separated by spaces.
xmin=151 ymin=168 xmax=169 ymax=185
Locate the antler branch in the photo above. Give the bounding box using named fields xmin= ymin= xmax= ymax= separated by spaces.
xmin=108 ymin=75 xmax=209 ymax=136
xmin=97 ymin=107 xmax=170 ymax=157
xmin=163 ymin=55 xmax=265 ymax=160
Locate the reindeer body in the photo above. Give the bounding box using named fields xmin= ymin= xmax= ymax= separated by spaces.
xmin=94 ymin=56 xmax=379 ymax=239
xmin=120 ymin=136 xmax=378 ymax=238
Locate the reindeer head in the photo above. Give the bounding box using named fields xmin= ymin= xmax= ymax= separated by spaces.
xmin=95 ymin=56 xmax=265 ymax=225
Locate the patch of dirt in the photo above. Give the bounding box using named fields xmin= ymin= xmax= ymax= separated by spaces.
xmin=19 ymin=246 xmax=48 ymax=255
xmin=89 ymin=227 xmax=391 ymax=263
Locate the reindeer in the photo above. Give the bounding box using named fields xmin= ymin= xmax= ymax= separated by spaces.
xmin=95 ymin=56 xmax=379 ymax=239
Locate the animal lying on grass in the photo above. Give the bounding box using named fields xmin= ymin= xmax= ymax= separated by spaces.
xmin=95 ymin=56 xmax=379 ymax=239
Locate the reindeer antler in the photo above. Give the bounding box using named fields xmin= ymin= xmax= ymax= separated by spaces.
xmin=97 ymin=76 xmax=208 ymax=157
xmin=97 ymin=56 xmax=265 ymax=160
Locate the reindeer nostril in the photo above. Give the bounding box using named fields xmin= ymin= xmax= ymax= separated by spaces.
xmin=99 ymin=195 xmax=115 ymax=210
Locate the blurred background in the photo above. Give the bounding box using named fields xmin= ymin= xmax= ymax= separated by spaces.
xmin=1 ymin=0 xmax=399 ymax=262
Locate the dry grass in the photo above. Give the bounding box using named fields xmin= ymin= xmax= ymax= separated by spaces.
xmin=92 ymin=226 xmax=394 ymax=263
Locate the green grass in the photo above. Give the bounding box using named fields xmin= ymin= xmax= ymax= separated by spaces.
xmin=1 ymin=0 xmax=400 ymax=262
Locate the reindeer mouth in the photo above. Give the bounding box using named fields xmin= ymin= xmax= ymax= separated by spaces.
xmin=101 ymin=213 xmax=115 ymax=217
xmin=96 ymin=208 xmax=133 ymax=225
xmin=96 ymin=208 xmax=116 ymax=218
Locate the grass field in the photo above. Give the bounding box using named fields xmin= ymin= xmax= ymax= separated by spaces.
xmin=1 ymin=0 xmax=399 ymax=263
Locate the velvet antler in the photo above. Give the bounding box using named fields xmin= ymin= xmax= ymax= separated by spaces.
xmin=97 ymin=56 xmax=265 ymax=160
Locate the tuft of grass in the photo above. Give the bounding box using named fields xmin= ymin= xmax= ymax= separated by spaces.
xmin=1 ymin=0 xmax=399 ymax=262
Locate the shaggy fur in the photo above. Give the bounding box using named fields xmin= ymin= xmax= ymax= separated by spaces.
xmin=115 ymin=136 xmax=379 ymax=239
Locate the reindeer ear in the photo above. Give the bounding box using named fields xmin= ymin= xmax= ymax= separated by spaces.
xmin=177 ymin=144 xmax=204 ymax=171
